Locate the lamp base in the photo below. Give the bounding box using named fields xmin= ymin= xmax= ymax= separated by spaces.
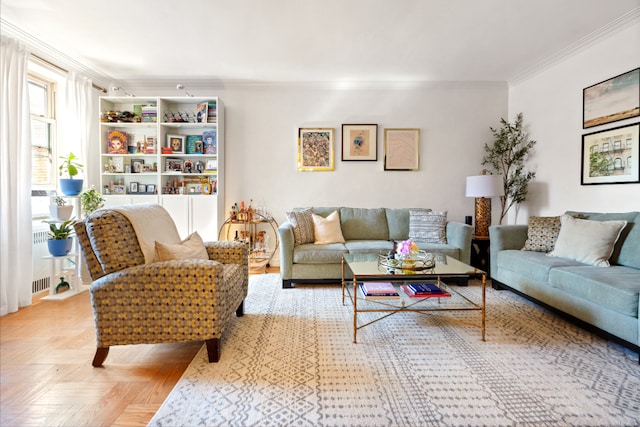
xmin=474 ymin=197 xmax=491 ymax=239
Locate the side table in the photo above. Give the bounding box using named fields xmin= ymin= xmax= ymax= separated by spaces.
xmin=470 ymin=237 xmax=490 ymax=273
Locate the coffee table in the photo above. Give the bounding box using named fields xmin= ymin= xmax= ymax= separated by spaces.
xmin=342 ymin=253 xmax=486 ymax=343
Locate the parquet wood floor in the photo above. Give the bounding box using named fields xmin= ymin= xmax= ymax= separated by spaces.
xmin=1 ymin=268 xmax=276 ymax=427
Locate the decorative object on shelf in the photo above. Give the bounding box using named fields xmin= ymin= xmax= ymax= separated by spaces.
xmin=55 ymin=277 xmax=70 ymax=294
xmin=583 ymin=68 xmax=639 ymax=129
xmin=47 ymin=218 xmax=76 ymax=256
xmin=383 ymin=128 xmax=420 ymax=171
xmin=58 ymin=152 xmax=84 ymax=196
xmin=203 ymin=130 xmax=217 ymax=154
xmin=80 ymin=187 xmax=105 ymax=217
xmin=342 ymin=124 xmax=378 ymax=161
xmin=378 ymin=250 xmax=435 ymax=271
xmin=131 ymin=158 xmax=145 ymax=173
xmin=298 ymin=128 xmax=334 ymax=171
xmin=581 ymin=123 xmax=640 ymax=185
xmin=481 ymin=112 xmax=536 ymax=224
xmin=49 ymin=196 xmax=73 ymax=221
xmin=130 ymin=182 xmax=138 ymax=193
xmin=186 ymin=135 xmax=203 ymax=154
xmin=465 ymin=171 xmax=503 ymax=239
xmin=107 ymin=130 xmax=128 ymax=154
xmin=167 ymin=134 xmax=185 ymax=154
xmin=196 ymin=102 xmax=208 ymax=123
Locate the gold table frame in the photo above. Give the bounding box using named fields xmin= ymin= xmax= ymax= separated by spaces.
xmin=342 ymin=253 xmax=486 ymax=343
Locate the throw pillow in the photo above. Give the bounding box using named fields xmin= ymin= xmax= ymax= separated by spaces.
xmin=286 ymin=208 xmax=315 ymax=246
xmin=154 ymin=231 xmax=209 ymax=261
xmin=409 ymin=210 xmax=447 ymax=244
xmin=521 ymin=216 xmax=561 ymax=252
xmin=312 ymin=210 xmax=345 ymax=244
xmin=548 ymin=215 xmax=627 ymax=267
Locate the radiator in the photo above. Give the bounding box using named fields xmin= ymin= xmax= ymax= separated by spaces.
xmin=32 ymin=222 xmax=50 ymax=295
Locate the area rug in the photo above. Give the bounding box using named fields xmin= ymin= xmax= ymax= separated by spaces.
xmin=149 ymin=274 xmax=640 ymax=426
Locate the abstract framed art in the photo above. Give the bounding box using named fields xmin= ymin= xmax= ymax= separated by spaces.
xmin=581 ymin=123 xmax=639 ymax=185
xmin=342 ymin=124 xmax=377 ymax=161
xmin=583 ymin=68 xmax=639 ymax=129
xmin=384 ymin=128 xmax=420 ymax=171
xmin=298 ymin=128 xmax=334 ymax=171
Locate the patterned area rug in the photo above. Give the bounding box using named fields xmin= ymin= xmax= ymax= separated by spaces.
xmin=149 ymin=274 xmax=640 ymax=426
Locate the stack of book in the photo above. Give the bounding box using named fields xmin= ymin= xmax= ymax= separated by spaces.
xmin=401 ymin=282 xmax=451 ymax=298
xmin=359 ymin=282 xmax=399 ymax=299
xmin=207 ymin=102 xmax=217 ymax=123
xmin=141 ymin=105 xmax=157 ymax=122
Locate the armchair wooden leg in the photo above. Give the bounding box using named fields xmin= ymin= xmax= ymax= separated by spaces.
xmin=236 ymin=300 xmax=245 ymax=317
xmin=206 ymin=338 xmax=220 ymax=363
xmin=92 ymin=347 xmax=110 ymax=367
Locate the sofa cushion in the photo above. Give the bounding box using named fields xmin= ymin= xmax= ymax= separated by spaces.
xmin=286 ymin=208 xmax=315 ymax=246
xmin=344 ymin=240 xmax=394 ymax=254
xmin=409 ymin=210 xmax=447 ymax=243
xmin=312 ymin=210 xmax=346 ymax=244
xmin=549 ymin=266 xmax=640 ymax=318
xmin=339 ymin=207 xmax=389 ymax=241
xmin=497 ymin=250 xmax=584 ymax=283
xmin=522 ymin=216 xmax=561 ymax=252
xmin=154 ymin=232 xmax=209 ymax=261
xmin=386 ymin=208 xmax=430 ymax=241
xmin=293 ymin=243 xmax=347 ymax=264
xmin=549 ymin=215 xmax=627 ymax=267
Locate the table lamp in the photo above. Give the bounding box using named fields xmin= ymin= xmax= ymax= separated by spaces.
xmin=465 ymin=172 xmax=504 ymax=239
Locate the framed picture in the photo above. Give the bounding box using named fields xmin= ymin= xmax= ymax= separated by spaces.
xmin=166 ymin=158 xmax=184 ymax=172
xmin=107 ymin=130 xmax=128 ymax=154
xmin=112 ymin=185 xmax=126 ymax=194
xmin=167 ymin=134 xmax=185 ymax=154
xmin=205 ymin=159 xmax=217 ymax=172
xmin=147 ymin=184 xmax=156 ymax=194
xmin=342 ymin=124 xmax=377 ymax=161
xmin=144 ymin=136 xmax=156 ymax=154
xmin=131 ymin=158 xmax=145 ymax=173
xmin=203 ymin=130 xmax=217 ymax=154
xmin=384 ymin=128 xmax=420 ymax=171
xmin=581 ymin=123 xmax=639 ymax=185
xmin=129 ymin=182 xmax=138 ymax=193
xmin=298 ymin=128 xmax=334 ymax=171
xmin=583 ymin=68 xmax=640 ymax=129
xmin=202 ymin=183 xmax=211 ymax=194
xmin=138 ymin=184 xmax=147 ymax=193
xmin=111 ymin=156 xmax=124 ymax=173
xmin=196 ymin=102 xmax=208 ymax=123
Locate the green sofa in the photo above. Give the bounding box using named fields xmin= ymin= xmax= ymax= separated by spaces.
xmin=489 ymin=211 xmax=640 ymax=357
xmin=278 ymin=207 xmax=473 ymax=288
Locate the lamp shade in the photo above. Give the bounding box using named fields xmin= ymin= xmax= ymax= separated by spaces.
xmin=465 ymin=175 xmax=503 ymax=198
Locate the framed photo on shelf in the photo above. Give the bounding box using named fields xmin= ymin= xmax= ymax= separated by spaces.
xmin=384 ymin=128 xmax=420 ymax=171
xmin=205 ymin=159 xmax=217 ymax=172
xmin=112 ymin=185 xmax=126 ymax=194
xmin=203 ymin=130 xmax=217 ymax=154
xmin=129 ymin=182 xmax=138 ymax=193
xmin=144 ymin=136 xmax=156 ymax=154
xmin=107 ymin=130 xmax=128 ymax=154
xmin=138 ymin=184 xmax=147 ymax=193
xmin=196 ymin=102 xmax=208 ymax=123
xmin=147 ymin=184 xmax=156 ymax=194
xmin=581 ymin=123 xmax=639 ymax=185
xmin=583 ymin=68 xmax=639 ymax=129
xmin=342 ymin=124 xmax=377 ymax=161
xmin=166 ymin=158 xmax=184 ymax=172
xmin=167 ymin=134 xmax=185 ymax=154
xmin=111 ymin=156 xmax=124 ymax=173
xmin=298 ymin=128 xmax=334 ymax=171
xmin=131 ymin=158 xmax=145 ymax=173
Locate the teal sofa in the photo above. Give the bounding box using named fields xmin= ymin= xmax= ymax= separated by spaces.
xmin=278 ymin=207 xmax=473 ymax=288
xmin=489 ymin=211 xmax=640 ymax=357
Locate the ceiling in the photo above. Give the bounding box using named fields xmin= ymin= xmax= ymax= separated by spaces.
xmin=1 ymin=0 xmax=639 ymax=86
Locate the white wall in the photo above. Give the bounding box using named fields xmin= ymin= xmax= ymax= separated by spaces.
xmin=508 ymin=22 xmax=640 ymax=222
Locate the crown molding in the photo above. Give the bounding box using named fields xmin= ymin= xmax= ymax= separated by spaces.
xmin=509 ymin=7 xmax=640 ymax=87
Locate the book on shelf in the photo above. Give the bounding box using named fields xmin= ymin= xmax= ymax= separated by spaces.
xmin=203 ymin=130 xmax=217 ymax=154
xmin=359 ymin=282 xmax=399 ymax=299
xmin=407 ymin=282 xmax=446 ymax=294
xmin=185 ymin=135 xmax=203 ymax=154
xmin=401 ymin=284 xmax=451 ymax=299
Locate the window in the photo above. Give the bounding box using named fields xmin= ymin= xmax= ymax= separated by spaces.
xmin=29 ymin=76 xmax=56 ymax=188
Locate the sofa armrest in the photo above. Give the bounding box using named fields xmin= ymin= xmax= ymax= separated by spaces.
xmin=205 ymin=241 xmax=248 ymax=265
xmin=488 ymin=225 xmax=528 ymax=278
xmin=446 ymin=222 xmax=473 ymax=265
xmin=278 ymin=222 xmax=295 ymax=280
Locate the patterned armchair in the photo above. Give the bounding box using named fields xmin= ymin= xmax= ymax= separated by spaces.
xmin=74 ymin=205 xmax=248 ymax=367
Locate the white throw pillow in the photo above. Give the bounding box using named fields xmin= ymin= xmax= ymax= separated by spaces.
xmin=548 ymin=215 xmax=627 ymax=267
xmin=312 ymin=210 xmax=345 ymax=244
xmin=154 ymin=231 xmax=209 ymax=261
xmin=409 ymin=210 xmax=447 ymax=244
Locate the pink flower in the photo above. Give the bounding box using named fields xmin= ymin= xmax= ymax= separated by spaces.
xmin=396 ymin=239 xmax=419 ymax=257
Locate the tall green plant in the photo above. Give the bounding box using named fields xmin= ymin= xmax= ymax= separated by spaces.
xmin=481 ymin=113 xmax=536 ymax=224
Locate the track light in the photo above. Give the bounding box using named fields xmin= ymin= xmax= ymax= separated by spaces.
xmin=176 ymin=84 xmax=194 ymax=97
xmin=111 ymin=86 xmax=135 ymax=97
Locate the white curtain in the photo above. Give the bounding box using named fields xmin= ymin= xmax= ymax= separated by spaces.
xmin=0 ymin=36 xmax=33 ymax=315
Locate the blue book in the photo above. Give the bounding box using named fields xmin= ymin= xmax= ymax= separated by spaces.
xmin=407 ymin=282 xmax=445 ymax=294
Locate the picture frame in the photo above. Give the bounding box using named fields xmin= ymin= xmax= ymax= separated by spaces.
xmin=138 ymin=184 xmax=147 ymax=193
xmin=167 ymin=134 xmax=185 ymax=154
xmin=129 ymin=182 xmax=138 ymax=193
xmin=166 ymin=158 xmax=184 ymax=172
xmin=111 ymin=156 xmax=124 ymax=173
xmin=342 ymin=124 xmax=377 ymax=161
xmin=144 ymin=136 xmax=156 ymax=154
xmin=298 ymin=128 xmax=334 ymax=171
xmin=205 ymin=159 xmax=217 ymax=172
xmin=112 ymin=185 xmax=126 ymax=195
xmin=581 ymin=123 xmax=639 ymax=185
xmin=384 ymin=128 xmax=420 ymax=171
xmin=196 ymin=102 xmax=208 ymax=123
xmin=583 ymin=68 xmax=640 ymax=129
xmin=147 ymin=184 xmax=156 ymax=194
xmin=131 ymin=158 xmax=145 ymax=173
xmin=107 ymin=130 xmax=128 ymax=154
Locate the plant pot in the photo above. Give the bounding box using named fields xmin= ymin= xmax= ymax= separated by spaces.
xmin=49 ymin=205 xmax=74 ymax=221
xmin=48 ymin=237 xmax=73 ymax=257
xmin=60 ymin=179 xmax=84 ymax=196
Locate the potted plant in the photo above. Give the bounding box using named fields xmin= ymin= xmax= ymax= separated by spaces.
xmin=59 ymin=152 xmax=84 ymax=196
xmin=80 ymin=187 xmax=105 ymax=218
xmin=47 ymin=218 xmax=76 ymax=257
xmin=49 ymin=196 xmax=74 ymax=221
